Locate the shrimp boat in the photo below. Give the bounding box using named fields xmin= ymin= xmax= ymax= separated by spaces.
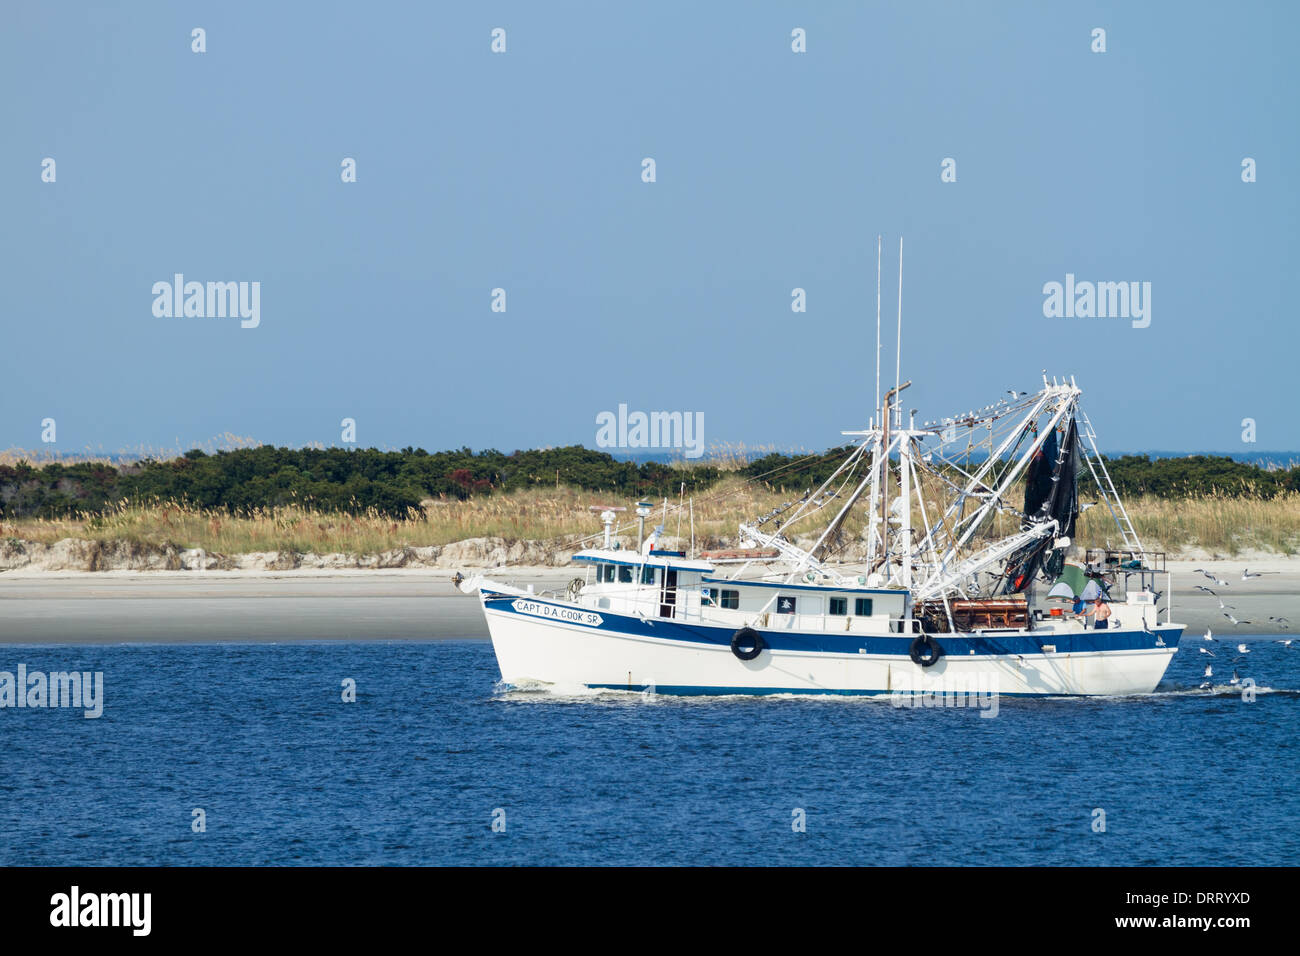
xmin=459 ymin=245 xmax=1182 ymax=697
xmin=458 ymin=374 xmax=1182 ymax=697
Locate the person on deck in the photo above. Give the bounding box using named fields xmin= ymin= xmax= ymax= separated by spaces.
xmin=1092 ymin=597 xmax=1112 ymax=630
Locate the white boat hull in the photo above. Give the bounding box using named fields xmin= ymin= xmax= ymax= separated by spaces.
xmin=482 ymin=592 xmax=1182 ymax=698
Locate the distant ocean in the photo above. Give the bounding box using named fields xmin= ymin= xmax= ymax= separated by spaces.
xmin=1 ymin=639 xmax=1296 ymax=866
xmin=16 ymin=447 xmax=1298 ymax=470
xmin=1122 ymin=451 xmax=1300 ymax=468
xmin=610 ymin=450 xmax=1300 ymax=468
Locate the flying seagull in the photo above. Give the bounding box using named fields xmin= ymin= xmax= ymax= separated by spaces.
xmin=1268 ymin=616 xmax=1291 ymax=628
xmin=1203 ymin=629 xmax=1215 ymax=642
xmin=1223 ymin=612 xmax=1252 ymax=626
xmin=1242 ymin=568 xmax=1280 ymax=580
xmin=1276 ymin=639 xmax=1294 ymax=648
xmin=1199 ymin=646 xmax=1216 ymax=657
xmin=1193 ymin=585 xmax=1217 ymax=595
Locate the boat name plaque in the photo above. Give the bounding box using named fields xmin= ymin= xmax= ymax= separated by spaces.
xmin=511 ymin=599 xmax=603 ymax=627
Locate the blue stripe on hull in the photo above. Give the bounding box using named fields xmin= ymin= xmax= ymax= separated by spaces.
xmin=484 ymin=591 xmax=1183 ymax=657
xmin=583 ymin=683 xmax=1054 ymax=698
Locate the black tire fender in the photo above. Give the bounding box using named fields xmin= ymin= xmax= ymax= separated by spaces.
xmin=731 ymin=627 xmax=765 ymax=661
xmin=909 ymin=634 xmax=944 ymax=668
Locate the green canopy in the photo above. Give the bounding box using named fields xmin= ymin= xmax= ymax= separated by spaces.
xmin=1049 ymin=563 xmax=1088 ymax=598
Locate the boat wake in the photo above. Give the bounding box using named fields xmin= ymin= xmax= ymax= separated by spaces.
xmin=491 ymin=679 xmax=659 ymax=704
xmin=491 ymin=678 xmax=1298 ymax=705
xmin=490 ymin=680 xmax=900 ymax=705
xmin=1149 ymin=683 xmax=1297 ymax=698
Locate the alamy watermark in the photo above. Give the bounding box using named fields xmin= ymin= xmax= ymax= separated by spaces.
xmin=152 ymin=274 xmax=260 ymax=328
xmin=1042 ymin=273 xmax=1150 ymax=329
xmin=595 ymin=403 xmax=704 ymax=459
xmin=0 ymin=664 xmax=103 ymax=718
xmin=890 ymin=673 xmax=999 ymax=717
xmin=50 ymin=886 xmax=150 ymax=936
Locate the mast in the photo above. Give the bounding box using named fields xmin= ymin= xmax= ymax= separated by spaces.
xmin=875 ymin=235 xmax=882 ymax=421
xmin=900 ymin=421 xmax=913 ymax=590
xmin=894 ymin=237 xmax=904 ymax=429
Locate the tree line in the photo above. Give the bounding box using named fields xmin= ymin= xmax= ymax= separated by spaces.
xmin=1 ymin=446 xmax=1296 ymax=520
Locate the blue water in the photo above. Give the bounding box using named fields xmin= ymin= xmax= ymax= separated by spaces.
xmin=1 ymin=638 xmax=1296 ymax=866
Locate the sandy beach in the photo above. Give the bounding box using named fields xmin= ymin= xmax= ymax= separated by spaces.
xmin=0 ymin=568 xmax=572 ymax=643
xmin=0 ymin=559 xmax=1294 ymax=644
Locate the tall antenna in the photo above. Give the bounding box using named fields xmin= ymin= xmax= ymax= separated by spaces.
xmin=894 ymin=236 xmax=904 ymax=429
xmin=874 ymin=235 xmax=882 ymax=421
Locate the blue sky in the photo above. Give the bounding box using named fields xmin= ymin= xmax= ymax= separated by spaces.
xmin=3 ymin=1 xmax=1296 ymax=457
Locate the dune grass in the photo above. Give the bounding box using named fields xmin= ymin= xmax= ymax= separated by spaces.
xmin=1086 ymin=491 xmax=1300 ymax=557
xmin=0 ymin=478 xmax=786 ymax=555
xmin=2 ymin=479 xmax=1297 ymax=558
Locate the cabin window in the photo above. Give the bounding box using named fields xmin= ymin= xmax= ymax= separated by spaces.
xmin=704 ymin=588 xmax=739 ymax=609
xmin=829 ymin=597 xmax=848 ymax=616
xmin=600 ymin=564 xmax=616 ymax=583
xmin=854 ymin=597 xmax=874 ymax=616
xmin=618 ymin=565 xmax=633 ymax=583
xmin=776 ymin=595 xmax=797 ymax=614
xmin=641 ymin=566 xmax=657 ymax=585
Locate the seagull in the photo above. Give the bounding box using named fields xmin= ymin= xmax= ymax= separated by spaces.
xmin=1229 ymin=669 xmax=1241 ymax=686
xmin=1193 ymin=585 xmax=1217 ymax=595
xmin=1268 ymin=616 xmax=1291 ymax=628
xmin=1204 ymin=664 xmax=1213 ymax=678
xmin=1007 ymin=389 xmax=1027 ymax=399
xmin=1242 ymin=568 xmax=1280 ymax=580
xmin=1216 ymin=598 xmax=1236 ymax=610
xmin=1195 ymin=569 xmax=1230 ymax=587
xmin=1237 ymin=643 xmax=1250 ymax=654
xmin=1276 ymin=639 xmax=1294 ymax=648
xmin=1199 ymin=646 xmax=1216 ymax=657
xmin=1203 ymin=629 xmax=1215 ymax=642
xmin=1223 ymin=612 xmax=1252 ymax=626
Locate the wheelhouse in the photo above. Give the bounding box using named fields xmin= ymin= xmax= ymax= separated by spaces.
xmin=572 ymin=547 xmax=907 ymax=633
